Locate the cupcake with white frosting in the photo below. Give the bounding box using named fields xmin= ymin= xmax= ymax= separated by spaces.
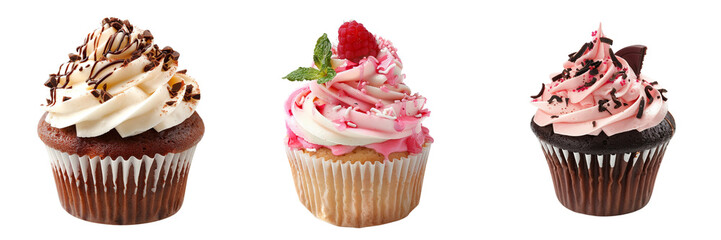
xmin=283 ymin=20 xmax=433 ymax=227
xmin=37 ymin=17 xmax=203 ymax=224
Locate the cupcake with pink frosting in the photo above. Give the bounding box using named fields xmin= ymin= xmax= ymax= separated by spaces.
xmin=283 ymin=20 xmax=432 ymax=227
xmin=530 ymin=25 xmax=674 ymax=216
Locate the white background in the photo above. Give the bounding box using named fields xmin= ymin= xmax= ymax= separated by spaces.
xmin=1 ymin=0 xmax=718 ymax=239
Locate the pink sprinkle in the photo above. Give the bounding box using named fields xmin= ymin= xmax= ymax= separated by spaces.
xmin=592 ymin=31 xmax=597 ymax=37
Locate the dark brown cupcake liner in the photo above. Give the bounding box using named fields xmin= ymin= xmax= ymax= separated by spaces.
xmin=45 ymin=145 xmax=196 ymax=224
xmin=538 ymin=140 xmax=669 ymax=216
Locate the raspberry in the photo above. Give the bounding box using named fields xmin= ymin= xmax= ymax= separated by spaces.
xmin=337 ymin=20 xmax=379 ymax=63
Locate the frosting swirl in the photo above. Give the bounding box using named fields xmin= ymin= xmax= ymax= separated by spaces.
xmin=531 ymin=25 xmax=668 ymax=136
xmin=43 ymin=18 xmax=200 ymax=138
xmin=285 ymin=37 xmax=432 ymax=158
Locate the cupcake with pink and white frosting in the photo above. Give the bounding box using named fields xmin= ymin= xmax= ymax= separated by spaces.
xmin=283 ymin=20 xmax=432 ymax=227
xmin=530 ymin=24 xmax=675 ymax=216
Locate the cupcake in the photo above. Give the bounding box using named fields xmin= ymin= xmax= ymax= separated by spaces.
xmin=283 ymin=21 xmax=433 ymax=227
xmin=37 ymin=17 xmax=203 ymax=224
xmin=530 ymin=25 xmax=674 ymax=216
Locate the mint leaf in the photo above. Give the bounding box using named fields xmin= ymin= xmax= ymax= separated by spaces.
xmin=317 ymin=68 xmax=336 ymax=84
xmin=283 ymin=67 xmax=321 ymax=81
xmin=313 ymin=33 xmax=333 ymax=70
xmin=284 ymin=33 xmax=336 ymax=84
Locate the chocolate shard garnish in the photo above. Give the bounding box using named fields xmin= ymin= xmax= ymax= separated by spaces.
xmin=166 ymin=100 xmax=176 ymax=106
xmin=191 ymin=94 xmax=201 ymax=100
xmin=141 ymin=30 xmax=154 ymax=40
xmin=177 ymin=69 xmax=188 ymax=74
xmin=531 ymin=83 xmax=545 ymax=99
xmin=63 ymin=96 xmax=72 ymax=102
xmin=615 ymin=45 xmax=647 ymax=76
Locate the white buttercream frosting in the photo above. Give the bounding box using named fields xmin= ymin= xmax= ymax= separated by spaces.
xmin=43 ymin=18 xmax=200 ymax=138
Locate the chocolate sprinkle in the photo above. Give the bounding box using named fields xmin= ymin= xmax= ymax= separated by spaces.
xmin=551 ymin=115 xmax=559 ymax=119
xmin=644 ymin=85 xmax=654 ymax=104
xmin=531 ymin=83 xmax=545 ymax=99
xmin=552 ymin=73 xmax=563 ymax=82
xmin=63 ymin=96 xmax=72 ymax=102
xmin=610 ymin=88 xmax=622 ymax=109
xmin=600 ymin=37 xmax=613 ymax=45
xmin=636 ymin=98 xmax=645 ymax=119
xmin=166 ymin=101 xmax=176 ymax=106
xmin=177 ymin=69 xmax=188 ymax=74
xmin=592 ymin=121 xmax=597 ymax=127
xmin=548 ymin=95 xmax=562 ymax=104
xmin=68 ymin=54 xmax=81 ymax=61
xmin=598 ymin=99 xmax=610 ymax=112
xmin=650 ymin=81 xmax=659 ymax=85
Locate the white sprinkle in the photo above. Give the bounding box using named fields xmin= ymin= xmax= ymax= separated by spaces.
xmin=346 ymin=122 xmax=357 ymax=128
xmin=306 ymin=148 xmax=317 ymax=152
xmin=299 ymin=95 xmax=306 ymax=105
xmin=332 ymin=105 xmax=342 ymax=111
xmin=344 ymin=107 xmax=351 ymax=117
xmin=370 ymin=108 xmax=382 ymax=114
xmin=415 ymin=114 xmax=422 ymax=118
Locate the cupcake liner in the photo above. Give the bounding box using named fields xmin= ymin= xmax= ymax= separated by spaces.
xmin=46 ymin=145 xmax=196 ymax=224
xmin=538 ymin=140 xmax=670 ymax=216
xmin=286 ymin=145 xmax=431 ymax=227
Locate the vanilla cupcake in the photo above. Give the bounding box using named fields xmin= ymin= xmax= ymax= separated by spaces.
xmin=530 ymin=25 xmax=674 ymax=216
xmin=38 ymin=17 xmax=203 ymax=224
xmin=283 ymin=21 xmax=433 ymax=227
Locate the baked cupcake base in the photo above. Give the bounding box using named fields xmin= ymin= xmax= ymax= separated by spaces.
xmin=38 ymin=112 xmax=204 ymax=224
xmin=532 ymin=113 xmax=675 ymax=216
xmin=286 ymin=144 xmax=431 ymax=227
xmin=47 ymin=146 xmax=195 ymax=224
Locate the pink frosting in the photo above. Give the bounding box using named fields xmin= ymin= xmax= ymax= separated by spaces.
xmin=531 ymin=25 xmax=668 ymax=136
xmin=285 ymin=37 xmax=432 ymax=159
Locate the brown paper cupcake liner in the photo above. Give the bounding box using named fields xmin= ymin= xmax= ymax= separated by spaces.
xmin=45 ymin=145 xmax=196 ymax=224
xmin=286 ymin=145 xmax=431 ymax=227
xmin=539 ymin=140 xmax=669 ymax=216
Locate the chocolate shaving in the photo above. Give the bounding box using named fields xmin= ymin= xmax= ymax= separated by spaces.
xmin=644 ymin=85 xmax=654 ymax=104
xmin=63 ymin=96 xmax=72 ymax=102
xmin=577 ymin=78 xmax=597 ymax=90
xmin=144 ymin=62 xmax=157 ymax=72
xmin=565 ymin=98 xmax=569 ymax=107
xmin=659 ymin=89 xmax=668 ymax=101
xmin=610 ymin=88 xmax=622 ymax=109
xmin=91 ymin=89 xmax=101 ymax=98
xmin=650 ymin=81 xmax=658 ymax=85
xmin=609 ymin=48 xmax=622 ymax=69
xmin=552 ymin=73 xmax=563 ymax=82
xmin=531 ymin=83 xmax=545 ymax=99
xmin=166 ymin=101 xmax=176 ymax=106
xmin=548 ymin=95 xmax=562 ymax=104
xmin=551 ymin=115 xmax=559 ymax=119
xmin=177 ymin=69 xmax=188 ymax=74
xmin=600 ymin=37 xmax=613 ymax=45
xmin=191 ymin=94 xmax=201 ymax=100
xmin=636 ymin=99 xmax=645 ymax=118
xmin=569 ymin=42 xmax=590 ymax=62
xmin=170 ymin=82 xmax=183 ymax=97
xmin=44 ymin=76 xmax=58 ymax=88
xmin=574 ymin=60 xmax=601 ymax=77
xmin=589 ymin=68 xmax=599 ymax=76
xmin=592 ymin=121 xmax=596 ymax=127
xmin=598 ymin=99 xmax=610 ymax=112
xmin=68 ymin=53 xmax=81 ymax=61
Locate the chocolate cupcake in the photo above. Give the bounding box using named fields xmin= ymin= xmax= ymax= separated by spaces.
xmin=530 ymin=25 xmax=674 ymax=216
xmin=38 ymin=17 xmax=203 ymax=224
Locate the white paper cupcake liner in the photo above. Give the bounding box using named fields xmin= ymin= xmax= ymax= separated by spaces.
xmin=538 ymin=140 xmax=670 ymax=216
xmin=46 ymin=145 xmax=196 ymax=224
xmin=286 ymin=145 xmax=431 ymax=227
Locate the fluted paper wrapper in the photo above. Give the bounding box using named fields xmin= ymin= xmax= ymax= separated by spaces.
xmin=539 ymin=140 xmax=670 ymax=216
xmin=45 ymin=145 xmax=196 ymax=224
xmin=286 ymin=145 xmax=431 ymax=227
